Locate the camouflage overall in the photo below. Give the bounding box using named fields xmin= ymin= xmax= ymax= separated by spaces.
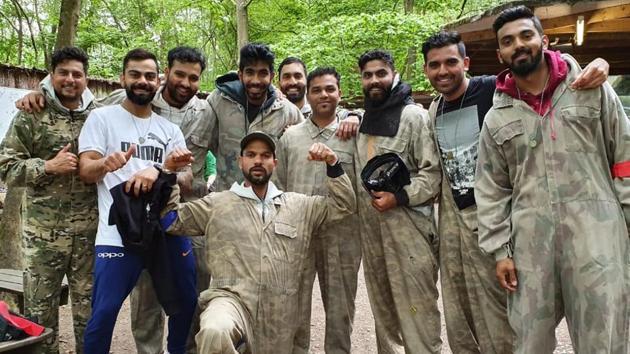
xmin=275 ymin=114 xmax=361 ymax=354
xmin=353 ymin=104 xmax=443 ymax=353
xmin=475 ymin=55 xmax=629 ymax=354
xmin=428 ymin=99 xmax=513 ymax=354
xmin=163 ymin=171 xmax=356 ymax=354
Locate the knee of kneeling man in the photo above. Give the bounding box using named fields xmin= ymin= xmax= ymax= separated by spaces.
xmin=199 ymin=316 xmax=236 ymax=337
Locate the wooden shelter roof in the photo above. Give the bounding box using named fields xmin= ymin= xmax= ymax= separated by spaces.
xmin=0 ymin=63 xmax=121 ymax=96
xmin=447 ymin=0 xmax=630 ymax=75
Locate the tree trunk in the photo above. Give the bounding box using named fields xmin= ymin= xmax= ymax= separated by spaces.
xmin=11 ymin=0 xmax=23 ymax=65
xmin=54 ymin=0 xmax=81 ymax=51
xmin=12 ymin=0 xmax=39 ymax=64
xmin=33 ymin=0 xmax=51 ymax=68
xmin=0 ymin=187 xmax=24 ymax=270
xmin=235 ymin=0 xmax=249 ymax=61
xmin=404 ymin=0 xmax=413 ymax=13
xmin=404 ymin=0 xmax=416 ymax=82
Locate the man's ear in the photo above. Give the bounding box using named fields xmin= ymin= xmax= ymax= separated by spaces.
xmin=496 ymin=49 xmax=504 ymax=64
xmin=542 ymin=34 xmax=549 ymax=50
xmin=164 ymin=67 xmax=171 ymax=79
xmin=463 ymin=56 xmax=471 ymax=72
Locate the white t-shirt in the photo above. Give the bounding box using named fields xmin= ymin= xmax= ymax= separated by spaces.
xmin=79 ymin=104 xmax=186 ymax=247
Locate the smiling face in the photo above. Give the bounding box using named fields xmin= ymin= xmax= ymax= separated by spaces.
xmin=51 ymin=59 xmax=87 ymax=108
xmin=360 ymin=59 xmax=395 ymax=104
xmin=239 ymin=139 xmax=277 ymax=186
xmin=307 ymin=74 xmax=341 ymax=119
xmin=239 ymin=61 xmax=274 ymax=106
xmin=121 ymin=59 xmax=160 ymax=106
xmin=496 ymin=18 xmax=548 ymax=77
xmin=163 ymin=60 xmax=202 ymax=108
xmin=279 ymin=62 xmax=307 ymax=104
xmin=424 ymin=44 xmax=469 ymax=99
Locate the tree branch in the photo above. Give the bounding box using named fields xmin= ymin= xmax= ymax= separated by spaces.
xmin=33 ymin=0 xmax=51 ymax=67
xmin=98 ymin=0 xmax=130 ymax=47
xmin=458 ymin=0 xmax=468 ymax=18
xmin=0 ymin=10 xmax=19 ymax=33
xmin=11 ymin=0 xmax=38 ymax=62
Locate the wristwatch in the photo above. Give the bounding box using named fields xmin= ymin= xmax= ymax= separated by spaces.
xmin=153 ymin=163 xmax=175 ymax=175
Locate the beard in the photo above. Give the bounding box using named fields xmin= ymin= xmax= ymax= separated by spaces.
xmin=362 ymin=82 xmax=392 ymax=106
xmin=165 ymin=79 xmax=195 ymax=106
xmin=244 ymin=166 xmax=272 ymax=186
xmin=126 ymin=83 xmax=157 ymax=105
xmin=245 ymin=83 xmax=270 ymax=103
xmin=507 ymin=45 xmax=544 ymax=77
xmin=283 ymin=85 xmax=306 ymax=104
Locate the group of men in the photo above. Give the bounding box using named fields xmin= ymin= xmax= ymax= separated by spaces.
xmin=0 ymin=4 xmax=628 ymax=354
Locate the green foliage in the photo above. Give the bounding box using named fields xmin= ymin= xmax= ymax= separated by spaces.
xmin=0 ymin=0 xmax=509 ymax=97
xmin=273 ymin=10 xmax=448 ymax=97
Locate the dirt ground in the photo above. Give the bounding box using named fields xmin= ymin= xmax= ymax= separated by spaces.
xmin=58 ymin=265 xmax=574 ymax=353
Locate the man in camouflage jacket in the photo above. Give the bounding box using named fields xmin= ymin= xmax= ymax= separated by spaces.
xmin=0 ymin=47 xmax=97 ymax=354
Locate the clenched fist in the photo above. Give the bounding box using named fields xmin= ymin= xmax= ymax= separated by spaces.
xmin=164 ymin=147 xmax=194 ymax=172
xmin=307 ymin=143 xmax=338 ymax=165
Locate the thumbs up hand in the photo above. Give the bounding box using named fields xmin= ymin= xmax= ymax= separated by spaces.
xmin=44 ymin=143 xmax=79 ymax=175
xmin=102 ymin=143 xmax=136 ymax=173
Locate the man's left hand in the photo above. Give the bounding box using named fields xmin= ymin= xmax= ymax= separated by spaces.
xmin=571 ymin=57 xmax=609 ymax=89
xmin=336 ymin=115 xmax=360 ymax=140
xmin=126 ymin=166 xmax=160 ymax=196
xmin=371 ymin=191 xmax=397 ymax=212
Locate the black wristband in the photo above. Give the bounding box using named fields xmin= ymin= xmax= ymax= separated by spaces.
xmin=326 ymin=162 xmax=344 ymax=178
xmin=154 ymin=164 xmax=177 ymax=185
xmin=394 ymin=188 xmax=409 ymax=206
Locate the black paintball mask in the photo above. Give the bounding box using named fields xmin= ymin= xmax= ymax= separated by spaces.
xmin=361 ymin=153 xmax=410 ymax=194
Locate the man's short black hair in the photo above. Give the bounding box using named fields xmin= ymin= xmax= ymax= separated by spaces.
xmin=51 ymin=46 xmax=89 ymax=74
xmin=239 ymin=43 xmax=275 ymax=72
xmin=123 ymin=48 xmax=159 ymax=73
xmin=493 ymin=6 xmax=544 ymax=36
xmin=421 ymin=31 xmax=467 ymax=62
xmin=167 ymin=46 xmax=206 ymax=72
xmin=358 ymin=50 xmax=395 ymax=71
xmin=278 ymin=57 xmax=307 ymax=76
xmin=307 ymin=67 xmax=340 ymax=90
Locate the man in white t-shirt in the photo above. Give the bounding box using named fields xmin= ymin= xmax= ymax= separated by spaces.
xmin=77 ymin=48 xmax=196 ymax=354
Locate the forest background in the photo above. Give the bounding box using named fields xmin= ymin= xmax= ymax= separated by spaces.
xmin=0 ymin=0 xmax=509 ymax=99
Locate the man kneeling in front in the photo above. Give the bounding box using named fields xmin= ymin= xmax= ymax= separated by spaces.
xmin=160 ymin=131 xmax=356 ymax=354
